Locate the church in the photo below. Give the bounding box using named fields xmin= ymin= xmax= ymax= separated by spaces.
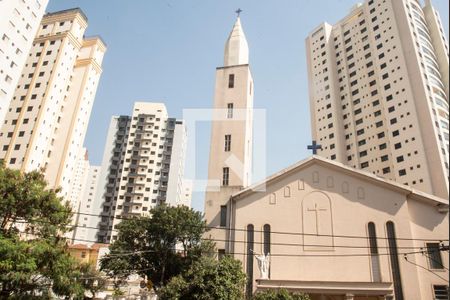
xmin=204 ymin=15 xmax=449 ymax=300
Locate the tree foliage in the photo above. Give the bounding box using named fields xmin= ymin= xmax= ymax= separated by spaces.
xmin=158 ymin=255 xmax=246 ymax=300
xmin=100 ymin=204 xmax=210 ymax=289
xmin=252 ymin=288 xmax=311 ymax=300
xmin=0 ymin=164 xmax=87 ymax=298
xmin=0 ymin=165 xmax=72 ymax=237
xmin=79 ymin=263 xmax=107 ymax=299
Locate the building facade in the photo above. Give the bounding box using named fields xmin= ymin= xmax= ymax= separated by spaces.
xmin=166 ymin=120 xmax=188 ymax=207
xmin=96 ymin=103 xmax=188 ymax=243
xmin=204 ymin=16 xmax=254 ymax=253
xmin=67 ymin=148 xmax=90 ymax=211
xmin=229 ymin=156 xmax=449 ymax=299
xmin=0 ymin=0 xmax=49 ymax=125
xmin=306 ymin=0 xmax=449 ymax=199
xmin=0 ymin=9 xmax=106 ymax=200
xmin=72 ymin=164 xmax=101 ymax=244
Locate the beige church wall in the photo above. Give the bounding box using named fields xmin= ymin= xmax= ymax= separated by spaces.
xmin=405 ymin=198 xmax=449 ymax=298
xmin=231 ymin=162 xmax=446 ymax=299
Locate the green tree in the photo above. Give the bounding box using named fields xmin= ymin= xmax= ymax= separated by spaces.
xmin=158 ymin=255 xmax=246 ymax=300
xmin=79 ymin=263 xmax=107 ymax=299
xmin=0 ymin=164 xmax=85 ymax=298
xmin=0 ymin=165 xmax=72 ymax=237
xmin=252 ymin=288 xmax=310 ymax=300
xmin=100 ymin=204 xmax=210 ymax=290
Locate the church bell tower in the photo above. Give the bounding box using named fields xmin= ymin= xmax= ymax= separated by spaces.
xmin=204 ymin=15 xmax=254 ymax=252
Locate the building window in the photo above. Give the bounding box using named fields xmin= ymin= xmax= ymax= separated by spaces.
xmin=263 ymin=224 xmax=271 ymax=278
xmin=246 ymin=224 xmax=254 ymax=299
xmin=227 ymin=103 xmax=233 ymax=118
xmin=222 ymin=167 xmax=229 ymax=186
xmin=426 ymin=243 xmax=444 ymax=269
xmin=224 ymin=134 xmax=231 ymax=152
xmin=263 ymin=224 xmax=271 ymax=256
xmin=433 ymin=285 xmax=449 ymax=300
xmin=219 ymin=205 xmax=227 ymax=227
xmin=228 ymin=74 xmax=235 ymax=88
xmin=386 ymin=221 xmax=404 ymax=300
xmin=368 ymin=222 xmax=381 ymax=282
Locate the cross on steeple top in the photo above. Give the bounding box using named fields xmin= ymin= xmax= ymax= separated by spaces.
xmin=235 ymin=8 xmax=243 ymax=17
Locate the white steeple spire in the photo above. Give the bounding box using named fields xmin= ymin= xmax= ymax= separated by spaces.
xmin=224 ymin=17 xmax=249 ymax=66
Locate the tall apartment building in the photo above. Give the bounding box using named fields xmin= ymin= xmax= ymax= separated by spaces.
xmin=306 ymin=0 xmax=449 ymax=198
xmin=72 ymin=164 xmax=101 ymax=244
xmin=67 ymin=148 xmax=90 ymax=211
xmin=0 ymin=0 xmax=49 ymax=125
xmin=166 ymin=120 xmax=188 ymax=207
xmin=0 ymin=9 xmax=106 ymax=200
xmin=96 ymin=103 xmax=188 ymax=243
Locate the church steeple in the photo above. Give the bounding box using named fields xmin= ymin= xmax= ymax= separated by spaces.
xmin=224 ymin=17 xmax=249 ymax=66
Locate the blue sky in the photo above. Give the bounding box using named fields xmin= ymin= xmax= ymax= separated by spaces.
xmin=47 ymin=0 xmax=449 ymax=212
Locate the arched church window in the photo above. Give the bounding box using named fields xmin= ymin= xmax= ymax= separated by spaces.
xmin=269 ymin=193 xmax=276 ymax=205
xmin=246 ymin=224 xmax=254 ymax=298
xmin=368 ymin=222 xmax=381 ymax=282
xmin=263 ymin=224 xmax=271 ymax=255
xmin=284 ymin=186 xmax=291 ymax=197
xmin=386 ymin=221 xmax=404 ymax=300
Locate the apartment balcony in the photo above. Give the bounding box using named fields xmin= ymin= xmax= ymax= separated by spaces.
xmin=128 ymin=172 xmax=146 ymax=178
xmin=126 ymin=182 xmax=145 ymax=187
xmin=124 ymin=192 xmax=144 ymax=197
xmin=131 ymin=154 xmax=150 ymax=160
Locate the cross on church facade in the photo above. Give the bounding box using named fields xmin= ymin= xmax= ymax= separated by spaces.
xmin=307 ymin=140 xmax=322 ymax=155
xmin=235 ymin=8 xmax=243 ymax=17
xmin=307 ymin=203 xmax=327 ymax=234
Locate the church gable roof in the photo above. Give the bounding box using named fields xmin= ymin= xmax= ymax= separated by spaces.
xmin=231 ymin=156 xmax=448 ymax=208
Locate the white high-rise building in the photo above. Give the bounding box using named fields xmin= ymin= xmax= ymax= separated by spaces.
xmin=0 ymin=9 xmax=106 ymax=199
xmin=0 ymin=0 xmax=49 ymax=125
xmin=180 ymin=179 xmax=193 ymax=208
xmin=67 ymin=148 xmax=90 ymax=211
xmin=167 ymin=120 xmax=188 ymax=207
xmin=96 ymin=103 xmax=188 ymax=243
xmin=72 ymin=165 xmax=101 ymax=244
xmin=204 ymin=16 xmax=254 ymax=253
xmin=306 ymin=0 xmax=449 ymax=198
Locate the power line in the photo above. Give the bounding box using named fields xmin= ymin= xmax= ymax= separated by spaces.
xmin=14 ymin=208 xmax=447 ymax=242
xmin=421 ymin=252 xmax=449 ymax=271
xmin=403 ymin=254 xmax=449 ymax=283
xmin=11 ymin=220 xmax=448 ymax=249
xmin=10 ymin=216 xmax=448 ymax=243
xmin=5 ymin=228 xmax=449 ymax=280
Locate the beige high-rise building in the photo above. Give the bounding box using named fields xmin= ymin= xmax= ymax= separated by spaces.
xmin=306 ymin=0 xmax=449 ymax=199
xmin=0 ymin=0 xmax=49 ymax=126
xmin=0 ymin=9 xmax=106 ymax=199
xmin=204 ymin=16 xmax=254 ymax=253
